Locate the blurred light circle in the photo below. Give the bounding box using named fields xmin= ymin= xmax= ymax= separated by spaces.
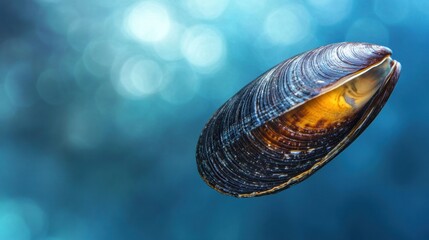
xmin=67 ymin=107 xmax=104 ymax=149
xmin=185 ymin=0 xmax=229 ymax=19
xmin=414 ymin=0 xmax=429 ymax=16
xmin=154 ymin=22 xmax=185 ymax=61
xmin=0 ymin=39 xmax=33 ymax=63
xmin=374 ymin=0 xmax=410 ymax=25
xmin=35 ymin=0 xmax=60 ymax=3
xmin=131 ymin=60 xmax=163 ymax=95
xmin=18 ymin=200 xmax=47 ymax=236
xmin=125 ymin=1 xmax=171 ymax=43
xmin=86 ymin=40 xmax=118 ymax=68
xmin=95 ymin=83 xmax=118 ymax=115
xmin=67 ymin=20 xmax=93 ymax=52
xmin=70 ymin=59 xmax=100 ymax=91
xmin=5 ymin=65 xmax=37 ymax=108
xmin=0 ymin=201 xmax=31 ymax=240
xmin=0 ymin=84 xmax=16 ymax=120
xmin=307 ymin=0 xmax=352 ymax=25
xmin=116 ymin=57 xmax=141 ymax=98
xmin=235 ymin=0 xmax=266 ymax=13
xmin=37 ymin=69 xmax=69 ymax=105
xmin=82 ymin=40 xmax=119 ymax=77
xmin=346 ymin=18 xmax=389 ymax=46
xmin=160 ymin=66 xmax=199 ymax=105
xmin=264 ymin=4 xmax=312 ymax=45
xmin=118 ymin=57 xmax=164 ymax=98
xmin=181 ymin=25 xmax=226 ymax=70
xmin=43 ymin=6 xmax=79 ymax=37
xmin=73 ymin=60 xmax=100 ymax=91
xmin=92 ymin=0 xmax=124 ymax=8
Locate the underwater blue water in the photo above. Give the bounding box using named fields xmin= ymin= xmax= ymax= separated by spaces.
xmin=0 ymin=0 xmax=428 ymax=239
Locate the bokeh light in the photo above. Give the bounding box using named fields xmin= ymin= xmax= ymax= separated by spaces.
xmin=0 ymin=199 xmax=46 ymax=240
xmin=235 ymin=0 xmax=267 ymax=13
xmin=413 ymin=0 xmax=429 ymax=17
xmin=125 ymin=1 xmax=171 ymax=43
xmin=346 ymin=18 xmax=389 ymax=45
xmin=82 ymin=40 xmax=119 ymax=77
xmin=374 ymin=0 xmax=410 ymax=25
xmin=67 ymin=106 xmax=105 ymax=149
xmin=0 ymin=84 xmax=16 ymax=120
xmin=181 ymin=25 xmax=226 ymax=71
xmin=307 ymin=0 xmax=352 ymax=26
xmin=118 ymin=57 xmax=164 ymax=98
xmin=153 ymin=22 xmax=185 ymax=61
xmin=184 ymin=0 xmax=229 ymax=19
xmin=264 ymin=4 xmax=313 ymax=45
xmin=0 ymin=211 xmax=30 ymax=240
xmin=67 ymin=19 xmax=95 ymax=52
xmin=160 ymin=65 xmax=199 ymax=105
xmin=4 ymin=64 xmax=37 ymax=108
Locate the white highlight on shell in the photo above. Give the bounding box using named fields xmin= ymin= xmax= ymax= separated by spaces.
xmin=181 ymin=25 xmax=226 ymax=71
xmin=184 ymin=0 xmax=229 ymax=19
xmin=290 ymin=150 xmax=301 ymax=155
xmin=125 ymin=1 xmax=171 ymax=43
xmin=307 ymin=0 xmax=352 ymax=25
xmin=264 ymin=4 xmax=312 ymax=45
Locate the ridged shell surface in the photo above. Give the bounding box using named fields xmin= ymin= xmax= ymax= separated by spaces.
xmin=196 ymin=42 xmax=401 ymax=197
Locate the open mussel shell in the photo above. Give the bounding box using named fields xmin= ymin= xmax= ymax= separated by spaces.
xmin=196 ymin=42 xmax=401 ymax=197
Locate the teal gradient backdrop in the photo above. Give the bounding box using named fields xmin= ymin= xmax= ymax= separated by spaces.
xmin=0 ymin=0 xmax=428 ymax=239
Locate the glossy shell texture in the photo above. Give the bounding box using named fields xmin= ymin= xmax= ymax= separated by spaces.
xmin=196 ymin=42 xmax=401 ymax=197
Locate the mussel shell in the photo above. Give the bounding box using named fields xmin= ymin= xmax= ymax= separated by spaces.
xmin=196 ymin=42 xmax=401 ymax=197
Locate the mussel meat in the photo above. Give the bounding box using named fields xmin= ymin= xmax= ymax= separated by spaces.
xmin=196 ymin=42 xmax=401 ymax=197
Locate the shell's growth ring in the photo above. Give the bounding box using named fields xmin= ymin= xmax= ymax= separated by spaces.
xmin=196 ymin=42 xmax=401 ymax=197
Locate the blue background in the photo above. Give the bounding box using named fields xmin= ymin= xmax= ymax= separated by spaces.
xmin=0 ymin=0 xmax=428 ymax=239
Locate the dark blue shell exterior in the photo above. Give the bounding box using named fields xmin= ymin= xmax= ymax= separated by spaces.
xmin=196 ymin=42 xmax=400 ymax=197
